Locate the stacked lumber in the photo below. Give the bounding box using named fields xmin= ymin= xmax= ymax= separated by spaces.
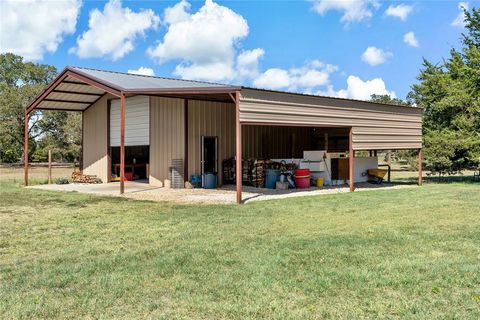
xmin=71 ymin=172 xmax=102 ymax=184
xmin=251 ymin=159 xmax=267 ymax=188
xmin=222 ymin=157 xmax=236 ymax=184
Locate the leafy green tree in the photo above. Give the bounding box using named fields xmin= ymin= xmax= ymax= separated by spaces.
xmin=370 ymin=94 xmax=411 ymax=106
xmin=35 ymin=112 xmax=82 ymax=162
xmin=409 ymin=7 xmax=480 ymax=175
xmin=0 ymin=53 xmax=81 ymax=163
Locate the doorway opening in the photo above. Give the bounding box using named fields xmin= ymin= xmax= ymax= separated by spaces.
xmin=201 ymin=136 xmax=218 ymax=187
xmin=110 ymin=145 xmax=150 ymax=182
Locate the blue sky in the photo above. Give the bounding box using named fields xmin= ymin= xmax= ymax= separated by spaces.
xmin=1 ymin=0 xmax=477 ymax=100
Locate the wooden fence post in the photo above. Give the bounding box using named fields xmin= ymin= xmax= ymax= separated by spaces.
xmin=48 ymin=149 xmax=52 ymax=184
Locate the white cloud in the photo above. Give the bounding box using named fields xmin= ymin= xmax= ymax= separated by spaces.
xmin=70 ymin=0 xmax=159 ymax=60
xmin=163 ymin=0 xmax=191 ymax=25
xmin=451 ymin=2 xmax=469 ymax=27
xmin=361 ymin=46 xmax=393 ymax=66
xmin=148 ymin=0 xmax=258 ymax=82
xmin=403 ymin=32 xmax=419 ymax=47
xmin=385 ymin=4 xmax=413 ymax=21
xmin=127 ymin=67 xmax=155 ymax=76
xmin=318 ymin=75 xmax=395 ymax=101
xmin=0 ymin=0 xmax=81 ymax=60
xmin=254 ymin=69 xmax=292 ymax=89
xmin=174 ymin=62 xmax=236 ymax=81
xmin=236 ymin=48 xmax=265 ymax=79
xmin=253 ymin=60 xmax=338 ymax=92
xmin=311 ymin=0 xmax=380 ymax=24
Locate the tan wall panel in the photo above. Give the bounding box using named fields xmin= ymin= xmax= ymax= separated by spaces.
xmin=82 ymin=95 xmax=108 ymax=182
xmin=187 ymin=100 xmax=235 ymax=184
xmin=353 ymin=141 xmax=422 ymax=150
xmin=240 ymin=89 xmax=422 ymax=150
xmin=149 ymin=96 xmax=185 ymax=186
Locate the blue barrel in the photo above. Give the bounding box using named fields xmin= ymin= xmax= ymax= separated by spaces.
xmin=190 ymin=175 xmax=201 ymax=188
xmin=265 ymin=169 xmax=281 ymax=189
xmin=203 ymin=173 xmax=217 ymax=189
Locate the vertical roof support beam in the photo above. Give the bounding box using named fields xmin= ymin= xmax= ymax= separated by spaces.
xmin=120 ymin=94 xmax=126 ymax=194
xmin=349 ymin=127 xmax=354 ymax=192
xmin=24 ymin=111 xmax=29 ymax=187
xmin=234 ymin=91 xmax=242 ymax=204
xmin=418 ymin=148 xmax=423 ymax=186
xmin=184 ymin=99 xmax=189 ymax=182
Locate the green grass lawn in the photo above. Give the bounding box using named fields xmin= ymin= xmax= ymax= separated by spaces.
xmin=1 ymin=180 xmax=479 ymax=319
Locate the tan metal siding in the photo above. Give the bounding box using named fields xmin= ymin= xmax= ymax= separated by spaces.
xmin=187 ymin=100 xmax=235 ymax=184
xmin=82 ymin=95 xmax=108 ymax=182
xmin=240 ymin=89 xmax=422 ymax=150
xmin=149 ymin=96 xmax=185 ymax=186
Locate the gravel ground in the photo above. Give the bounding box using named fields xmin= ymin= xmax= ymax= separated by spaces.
xmin=125 ymin=183 xmax=415 ymax=204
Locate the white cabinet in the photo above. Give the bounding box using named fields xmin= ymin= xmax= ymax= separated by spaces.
xmin=299 ymin=161 xmax=326 ymax=172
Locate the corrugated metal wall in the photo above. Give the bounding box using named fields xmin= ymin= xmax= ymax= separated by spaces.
xmin=239 ymin=89 xmax=422 ymax=150
xmin=187 ymin=100 xmax=235 ymax=184
xmin=82 ymin=95 xmax=108 ymax=182
xmin=149 ymin=96 xmax=185 ymax=186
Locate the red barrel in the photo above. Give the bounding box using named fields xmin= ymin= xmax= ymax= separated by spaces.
xmin=295 ymin=169 xmax=310 ymax=189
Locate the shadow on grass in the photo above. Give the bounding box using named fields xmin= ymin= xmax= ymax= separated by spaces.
xmin=395 ymin=174 xmax=480 ymax=185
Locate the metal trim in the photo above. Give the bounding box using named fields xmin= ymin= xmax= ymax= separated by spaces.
xmin=43 ymin=98 xmax=92 ymax=104
xmin=53 ymin=89 xmax=103 ymax=96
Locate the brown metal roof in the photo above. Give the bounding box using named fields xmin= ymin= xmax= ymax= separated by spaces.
xmin=26 ymin=66 xmax=418 ymax=113
xmin=26 ymin=67 xmax=240 ymax=113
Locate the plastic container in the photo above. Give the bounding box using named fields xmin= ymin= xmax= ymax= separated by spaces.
xmin=295 ymin=169 xmax=310 ymax=176
xmin=190 ymin=174 xmax=202 ymax=188
xmin=316 ymin=177 xmax=324 ymax=187
xmin=295 ymin=169 xmax=310 ymax=189
xmin=203 ymin=173 xmax=217 ymax=189
xmin=265 ymin=169 xmax=281 ymax=189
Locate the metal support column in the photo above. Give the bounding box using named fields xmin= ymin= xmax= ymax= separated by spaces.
xmin=120 ymin=94 xmax=125 ymax=194
xmin=349 ymin=127 xmax=354 ymax=192
xmin=418 ymin=148 xmax=423 ymax=186
xmin=24 ymin=111 xmax=29 ymax=186
xmin=235 ymin=91 xmax=242 ymax=204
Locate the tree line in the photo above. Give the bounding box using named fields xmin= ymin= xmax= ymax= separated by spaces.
xmin=0 ymin=53 xmax=81 ymax=163
xmin=0 ymin=7 xmax=478 ymax=175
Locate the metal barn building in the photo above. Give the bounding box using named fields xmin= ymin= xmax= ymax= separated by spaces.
xmin=25 ymin=67 xmax=423 ymax=203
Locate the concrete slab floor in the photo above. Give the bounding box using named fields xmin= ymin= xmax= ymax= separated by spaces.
xmin=29 ymin=181 xmax=415 ymax=204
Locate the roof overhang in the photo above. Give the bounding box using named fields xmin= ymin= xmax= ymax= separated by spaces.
xmin=26 ymin=68 xmax=122 ymax=114
xmin=26 ymin=67 xmax=240 ymax=114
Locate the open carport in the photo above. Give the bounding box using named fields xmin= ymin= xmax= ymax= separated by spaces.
xmin=24 ymin=67 xmax=423 ymax=203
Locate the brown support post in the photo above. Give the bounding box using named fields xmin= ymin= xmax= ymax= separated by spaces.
xmin=80 ymin=111 xmax=84 ymax=173
xmin=324 ymin=132 xmax=329 ymax=151
xmin=184 ymin=99 xmax=189 ymax=182
xmin=235 ymin=91 xmax=242 ymax=204
xmin=24 ymin=111 xmax=29 ymax=187
xmin=107 ymin=100 xmax=111 ymax=182
xmin=120 ymin=94 xmax=126 ymax=194
xmin=418 ymin=148 xmax=423 ymax=186
xmin=349 ymin=127 xmax=354 ymax=192
xmin=48 ymin=149 xmax=52 ymax=184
